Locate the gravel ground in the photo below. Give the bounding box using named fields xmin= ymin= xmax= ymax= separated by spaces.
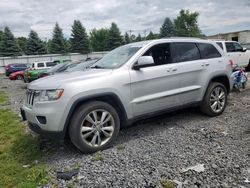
xmin=0 ymin=75 xmax=250 ymax=188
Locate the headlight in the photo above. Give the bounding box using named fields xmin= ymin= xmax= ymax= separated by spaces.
xmin=33 ymin=89 xmax=64 ymax=102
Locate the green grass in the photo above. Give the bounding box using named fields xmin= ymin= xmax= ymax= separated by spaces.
xmin=117 ymin=144 xmax=126 ymax=150
xmin=0 ymin=109 xmax=49 ymax=187
xmin=0 ymin=92 xmax=8 ymax=104
xmin=93 ymin=153 xmax=103 ymax=161
xmin=160 ymin=180 xmax=176 ymax=188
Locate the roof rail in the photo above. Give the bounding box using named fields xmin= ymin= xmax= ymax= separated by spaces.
xmin=207 ymin=38 xmax=226 ymax=41
xmin=161 ymin=36 xmax=202 ymax=40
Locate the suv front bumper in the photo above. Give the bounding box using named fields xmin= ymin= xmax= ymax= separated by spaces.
xmin=21 ymin=102 xmax=67 ymax=139
xmin=28 ymin=122 xmax=64 ymax=139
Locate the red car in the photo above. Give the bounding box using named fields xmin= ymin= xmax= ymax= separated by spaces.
xmin=9 ymin=70 xmax=25 ymax=80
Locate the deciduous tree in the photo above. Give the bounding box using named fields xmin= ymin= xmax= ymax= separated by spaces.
xmin=90 ymin=28 xmax=109 ymax=51
xmin=174 ymin=9 xmax=202 ymax=37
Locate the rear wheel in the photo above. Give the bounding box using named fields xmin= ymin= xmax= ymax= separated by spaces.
xmin=246 ymin=59 xmax=250 ymax=71
xmin=200 ymin=82 xmax=227 ymax=116
xmin=16 ymin=75 xmax=23 ymax=80
xmin=69 ymin=101 xmax=120 ymax=153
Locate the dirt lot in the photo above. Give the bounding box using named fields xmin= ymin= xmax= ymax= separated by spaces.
xmin=0 ymin=75 xmax=250 ymax=188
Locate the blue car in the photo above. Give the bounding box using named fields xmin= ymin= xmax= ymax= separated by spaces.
xmin=5 ymin=63 xmax=28 ymax=76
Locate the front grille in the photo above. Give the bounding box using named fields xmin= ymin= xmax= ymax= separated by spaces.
xmin=26 ymin=90 xmax=36 ymax=106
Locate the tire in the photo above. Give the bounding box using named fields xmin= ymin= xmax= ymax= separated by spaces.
xmin=242 ymin=82 xmax=246 ymax=89
xmin=24 ymin=78 xmax=29 ymax=83
xmin=200 ymin=82 xmax=227 ymax=116
xmin=69 ymin=101 xmax=120 ymax=153
xmin=16 ymin=75 xmax=23 ymax=80
xmin=246 ymin=60 xmax=250 ymax=71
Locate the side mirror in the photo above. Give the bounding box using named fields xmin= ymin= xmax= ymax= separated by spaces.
xmin=242 ymin=47 xmax=247 ymax=52
xmin=133 ymin=56 xmax=154 ymax=70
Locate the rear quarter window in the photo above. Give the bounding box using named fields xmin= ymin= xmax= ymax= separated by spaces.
xmin=216 ymin=42 xmax=223 ymax=50
xmin=197 ymin=43 xmax=221 ymax=59
xmin=171 ymin=42 xmax=200 ymax=63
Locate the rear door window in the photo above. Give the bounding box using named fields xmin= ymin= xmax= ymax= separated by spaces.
xmin=37 ymin=63 xmax=44 ymax=68
xmin=197 ymin=43 xmax=221 ymax=59
xmin=225 ymin=42 xmax=236 ymax=52
xmin=46 ymin=62 xmax=57 ymax=67
xmin=171 ymin=42 xmax=200 ymax=63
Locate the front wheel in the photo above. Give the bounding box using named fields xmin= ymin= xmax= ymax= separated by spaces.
xmin=69 ymin=101 xmax=120 ymax=153
xmin=200 ymin=82 xmax=227 ymax=116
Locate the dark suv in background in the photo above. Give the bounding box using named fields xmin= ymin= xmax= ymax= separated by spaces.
xmin=5 ymin=63 xmax=28 ymax=76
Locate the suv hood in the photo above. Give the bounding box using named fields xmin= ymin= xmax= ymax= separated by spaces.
xmin=28 ymin=69 xmax=113 ymax=90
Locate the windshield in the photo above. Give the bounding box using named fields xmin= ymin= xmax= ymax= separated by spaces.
xmin=46 ymin=62 xmax=68 ymax=73
xmin=91 ymin=45 xmax=141 ymax=69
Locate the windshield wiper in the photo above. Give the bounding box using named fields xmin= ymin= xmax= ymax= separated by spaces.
xmin=90 ymin=65 xmax=105 ymax=69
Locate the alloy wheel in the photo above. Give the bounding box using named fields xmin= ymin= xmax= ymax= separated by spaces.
xmin=210 ymin=86 xmax=226 ymax=113
xmin=80 ymin=109 xmax=115 ymax=147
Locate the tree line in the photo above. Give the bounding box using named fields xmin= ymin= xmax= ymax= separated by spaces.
xmin=0 ymin=9 xmax=203 ymax=57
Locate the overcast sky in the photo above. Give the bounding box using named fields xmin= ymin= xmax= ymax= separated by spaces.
xmin=0 ymin=0 xmax=250 ymax=39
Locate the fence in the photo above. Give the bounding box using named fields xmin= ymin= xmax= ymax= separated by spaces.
xmin=0 ymin=52 xmax=108 ymax=74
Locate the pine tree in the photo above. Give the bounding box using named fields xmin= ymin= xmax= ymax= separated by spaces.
xmin=0 ymin=27 xmax=22 ymax=57
xmin=25 ymin=30 xmax=46 ymax=55
xmin=124 ymin=32 xmax=131 ymax=44
xmin=49 ymin=23 xmax=67 ymax=54
xmin=135 ymin=34 xmax=142 ymax=42
xmin=146 ymin=31 xmax=158 ymax=40
xmin=160 ymin=17 xmax=175 ymax=38
xmin=107 ymin=22 xmax=123 ymax=50
xmin=0 ymin=30 xmax=3 ymax=42
xmin=70 ymin=20 xmax=89 ymax=54
xmin=17 ymin=37 xmax=28 ymax=54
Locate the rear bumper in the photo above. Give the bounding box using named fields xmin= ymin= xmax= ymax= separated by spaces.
xmin=9 ymin=76 xmax=16 ymax=80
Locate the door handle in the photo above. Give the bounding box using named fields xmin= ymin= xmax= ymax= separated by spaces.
xmin=166 ymin=68 xmax=171 ymax=72
xmin=205 ymin=63 xmax=210 ymax=66
xmin=172 ymin=68 xmax=177 ymax=71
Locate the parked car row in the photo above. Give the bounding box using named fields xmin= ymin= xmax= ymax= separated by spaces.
xmin=5 ymin=63 xmax=28 ymax=77
xmin=6 ymin=59 xmax=98 ymax=83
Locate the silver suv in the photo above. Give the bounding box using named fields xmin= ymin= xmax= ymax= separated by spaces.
xmin=21 ymin=38 xmax=233 ymax=153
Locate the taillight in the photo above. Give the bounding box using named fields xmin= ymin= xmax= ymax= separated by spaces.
xmin=229 ymin=60 xmax=234 ymax=69
xmin=27 ymin=73 xmax=31 ymax=77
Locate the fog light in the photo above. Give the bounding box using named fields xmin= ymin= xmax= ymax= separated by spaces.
xmin=36 ymin=116 xmax=47 ymax=124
